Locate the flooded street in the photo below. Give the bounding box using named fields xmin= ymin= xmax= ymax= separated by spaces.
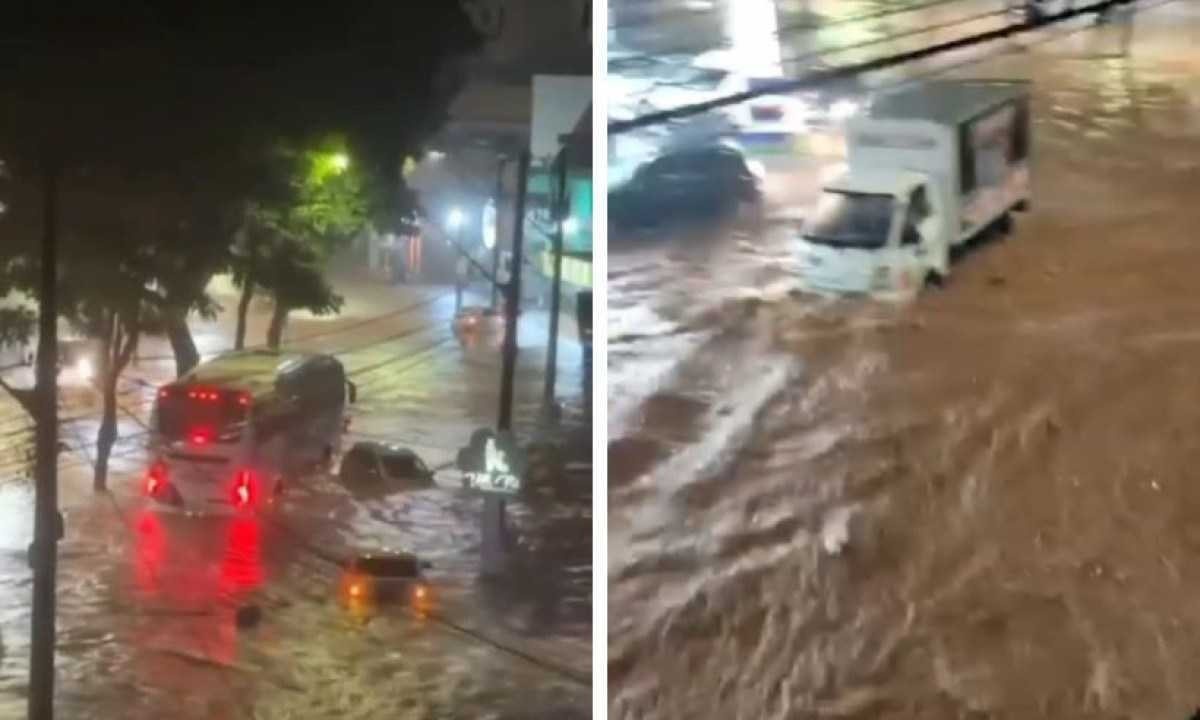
xmin=608 ymin=2 xmax=1200 ymax=717
xmin=0 ymin=275 xmax=591 ymax=718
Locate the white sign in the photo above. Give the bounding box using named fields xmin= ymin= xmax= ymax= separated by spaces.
xmin=464 ymin=438 xmax=522 ymax=494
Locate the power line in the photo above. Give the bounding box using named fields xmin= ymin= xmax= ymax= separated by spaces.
xmin=609 ymin=0 xmax=1135 ymax=133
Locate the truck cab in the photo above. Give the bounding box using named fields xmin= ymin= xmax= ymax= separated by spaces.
xmin=797 ymin=169 xmax=949 ymax=299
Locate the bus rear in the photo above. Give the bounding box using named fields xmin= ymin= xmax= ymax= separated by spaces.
xmin=146 ymin=384 xmax=276 ymax=513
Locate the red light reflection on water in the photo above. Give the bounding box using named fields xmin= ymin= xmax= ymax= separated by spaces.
xmin=220 ymin=515 xmax=264 ymax=597
xmin=133 ymin=510 xmax=167 ymax=597
xmin=129 ymin=510 xmax=269 ymax=676
xmin=131 ymin=510 xmax=266 ymax=604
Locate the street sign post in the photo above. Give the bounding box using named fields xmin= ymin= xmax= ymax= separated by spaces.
xmin=457 ymin=428 xmax=527 ymax=578
xmin=457 ymin=428 xmax=525 ymax=495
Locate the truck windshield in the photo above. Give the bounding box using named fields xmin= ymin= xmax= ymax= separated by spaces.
xmin=804 ymin=191 xmax=894 ymax=249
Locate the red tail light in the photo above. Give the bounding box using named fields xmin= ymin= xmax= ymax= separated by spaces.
xmin=145 ymin=461 xmax=167 ymax=496
xmin=231 ymin=469 xmax=256 ymax=508
xmin=189 ymin=427 xmax=213 ymax=445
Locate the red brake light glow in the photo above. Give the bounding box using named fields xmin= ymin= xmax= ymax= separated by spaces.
xmin=231 ymin=469 xmax=256 ymax=508
xmin=145 ymin=461 xmax=167 ymax=496
xmin=189 ymin=427 xmax=212 ymax=445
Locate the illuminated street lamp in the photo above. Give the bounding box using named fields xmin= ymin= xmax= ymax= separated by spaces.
xmin=446 ymin=207 xmax=466 ymax=232
xmin=330 ymin=152 xmax=350 ymax=172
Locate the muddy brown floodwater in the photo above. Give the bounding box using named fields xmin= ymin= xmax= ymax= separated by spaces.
xmin=608 ymin=4 xmax=1200 ymax=718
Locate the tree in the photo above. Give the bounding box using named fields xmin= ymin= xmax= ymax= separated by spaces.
xmin=232 ymin=140 xmax=368 ymax=350
xmin=140 ymin=199 xmax=238 ymax=377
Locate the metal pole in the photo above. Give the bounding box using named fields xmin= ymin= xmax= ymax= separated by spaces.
xmin=497 ymin=150 xmax=530 ymax=432
xmin=454 ymin=227 xmax=464 ymax=313
xmin=542 ymin=147 xmax=568 ymax=420
xmin=490 ymin=157 xmax=507 ymax=311
xmin=29 ymin=156 xmax=60 ymax=720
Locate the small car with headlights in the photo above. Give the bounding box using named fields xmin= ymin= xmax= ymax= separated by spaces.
xmin=340 ymin=552 xmax=433 ymax=610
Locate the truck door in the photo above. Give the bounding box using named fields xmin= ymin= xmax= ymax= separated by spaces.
xmin=901 ymin=184 xmax=948 ymax=277
xmin=896 ymin=186 xmax=930 ymax=289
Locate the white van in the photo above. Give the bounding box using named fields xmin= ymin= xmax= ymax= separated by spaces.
xmin=145 ymin=351 xmax=355 ymax=514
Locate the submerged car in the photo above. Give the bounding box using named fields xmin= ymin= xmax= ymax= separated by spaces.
xmin=609 ymin=144 xmax=763 ymax=232
xmin=339 ymin=442 xmax=434 ymax=489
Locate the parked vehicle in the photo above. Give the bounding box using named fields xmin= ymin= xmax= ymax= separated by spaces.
xmin=145 ymin=351 xmax=356 ymax=513
xmin=339 ymin=442 xmax=434 ymax=489
xmin=609 ymin=144 xmax=764 ymax=230
xmin=795 ymin=80 xmax=1031 ymax=298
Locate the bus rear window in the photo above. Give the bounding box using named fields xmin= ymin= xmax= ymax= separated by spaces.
xmin=155 ymin=388 xmax=249 ymax=441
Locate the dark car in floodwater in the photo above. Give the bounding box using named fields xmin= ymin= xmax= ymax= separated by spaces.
xmin=609 ymin=144 xmax=763 ymax=232
xmin=339 ymin=442 xmax=434 ymax=490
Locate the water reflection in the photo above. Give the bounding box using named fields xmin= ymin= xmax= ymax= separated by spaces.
xmin=131 ymin=510 xmax=266 ymax=606
xmin=220 ymin=516 xmax=263 ymax=598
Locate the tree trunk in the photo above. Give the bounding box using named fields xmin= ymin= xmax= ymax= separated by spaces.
xmin=235 ymin=277 xmax=255 ymax=350
xmin=266 ymin=301 xmax=288 ymax=350
xmin=93 ymin=373 xmax=118 ymax=491
xmin=166 ymin=313 xmax=199 ymax=377
xmin=93 ymin=316 xmax=138 ymax=492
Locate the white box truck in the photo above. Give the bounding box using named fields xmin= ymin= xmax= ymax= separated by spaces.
xmin=796 ymin=80 xmax=1031 ymax=298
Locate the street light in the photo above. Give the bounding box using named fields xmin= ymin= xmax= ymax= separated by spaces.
xmin=330 ymin=153 xmax=350 ymax=172
xmin=446 ymin=207 xmax=466 ymax=231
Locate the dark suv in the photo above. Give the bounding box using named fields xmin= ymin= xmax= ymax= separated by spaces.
xmin=609 ymin=145 xmax=762 ymax=231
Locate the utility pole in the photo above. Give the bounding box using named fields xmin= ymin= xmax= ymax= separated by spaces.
xmin=541 ymin=146 xmax=569 ymax=422
xmin=490 ymin=156 xmax=508 ymax=311
xmin=497 ymin=150 xmax=530 ymax=433
xmin=29 ymin=154 xmax=60 ymax=720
